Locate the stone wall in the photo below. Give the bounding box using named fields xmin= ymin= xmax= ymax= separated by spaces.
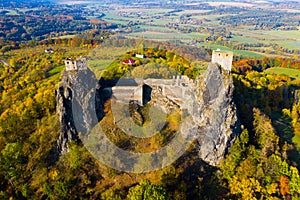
xmin=109 ymin=75 xmax=193 ymax=106
xmin=112 ymin=85 xmax=143 ymax=105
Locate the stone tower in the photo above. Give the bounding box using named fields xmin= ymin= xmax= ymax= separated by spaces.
xmin=65 ymin=57 xmax=88 ymax=71
xmin=211 ymin=49 xmax=233 ymax=71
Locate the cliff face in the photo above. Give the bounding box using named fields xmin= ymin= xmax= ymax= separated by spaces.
xmin=56 ymin=72 xmax=77 ymax=155
xmin=56 ymin=69 xmax=99 ymax=154
xmin=56 ymin=64 xmax=240 ymax=166
xmin=195 ymin=64 xmax=240 ymax=165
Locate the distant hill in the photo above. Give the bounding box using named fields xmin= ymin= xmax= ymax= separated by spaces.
xmin=1 ymin=0 xmax=52 ymax=7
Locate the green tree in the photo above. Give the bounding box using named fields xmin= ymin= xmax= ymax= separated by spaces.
xmin=68 ymin=143 xmax=81 ymax=170
xmin=0 ymin=142 xmax=24 ymax=197
xmin=220 ymin=129 xmax=249 ymax=180
xmin=127 ymin=180 xmax=169 ymax=200
xmin=253 ymin=108 xmax=279 ymax=156
xmin=101 ymin=188 xmax=124 ymax=200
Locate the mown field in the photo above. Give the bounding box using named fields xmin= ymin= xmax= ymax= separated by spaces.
xmin=232 ymin=27 xmax=300 ymax=50
xmin=265 ymin=67 xmax=300 ymax=80
xmin=197 ymin=43 xmax=264 ymax=58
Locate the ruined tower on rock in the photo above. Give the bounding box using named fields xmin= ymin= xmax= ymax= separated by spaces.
xmin=56 ymin=56 xmax=91 ymax=155
xmin=65 ymin=56 xmax=88 ymax=71
xmin=211 ymin=49 xmax=233 ymax=72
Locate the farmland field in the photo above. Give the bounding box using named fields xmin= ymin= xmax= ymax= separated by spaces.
xmin=4 ymin=9 xmax=18 ymax=15
xmin=206 ymin=2 xmax=254 ymax=7
xmin=98 ymin=5 xmax=300 ymax=59
xmin=197 ymin=43 xmax=264 ymax=58
xmin=232 ymin=27 xmax=300 ymax=50
xmin=128 ymin=31 xmax=206 ymax=41
xmin=88 ymin=59 xmax=114 ymax=70
xmin=265 ymin=67 xmax=300 ymax=80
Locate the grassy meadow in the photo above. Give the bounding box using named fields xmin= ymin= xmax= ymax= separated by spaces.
xmin=265 ymin=67 xmax=300 ymax=80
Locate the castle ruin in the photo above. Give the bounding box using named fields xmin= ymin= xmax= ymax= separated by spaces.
xmin=65 ymin=57 xmax=88 ymax=71
xmin=108 ymin=79 xmax=144 ymax=106
xmin=65 ymin=51 xmax=233 ymax=106
xmin=211 ymin=49 xmax=233 ymax=71
xmin=107 ymin=75 xmax=193 ymax=107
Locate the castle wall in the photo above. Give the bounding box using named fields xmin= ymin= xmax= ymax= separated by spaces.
xmin=107 ymin=76 xmax=192 ymax=107
xmin=144 ymin=75 xmax=191 ymax=87
xmin=112 ymin=86 xmax=143 ymax=105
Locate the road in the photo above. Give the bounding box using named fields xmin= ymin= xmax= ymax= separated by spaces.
xmin=0 ymin=60 xmax=11 ymax=68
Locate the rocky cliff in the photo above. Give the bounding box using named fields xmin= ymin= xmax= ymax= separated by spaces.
xmin=56 ymin=71 xmax=78 ymax=155
xmin=56 ymin=63 xmax=240 ymax=166
xmin=195 ymin=64 xmax=240 ymax=165
xmin=56 ymin=69 xmax=99 ymax=154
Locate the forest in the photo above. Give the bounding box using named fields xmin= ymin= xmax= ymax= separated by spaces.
xmin=0 ymin=34 xmax=300 ymax=199
xmin=0 ymin=2 xmax=113 ymax=41
xmin=1 ymin=0 xmax=300 ymax=198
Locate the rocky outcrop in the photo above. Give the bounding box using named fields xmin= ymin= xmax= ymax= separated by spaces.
xmin=140 ymin=64 xmax=240 ymax=165
xmin=195 ymin=64 xmax=240 ymax=165
xmin=56 ymin=73 xmax=77 ymax=155
xmin=56 ymin=69 xmax=98 ymax=154
xmin=56 ymin=64 xmax=240 ymax=166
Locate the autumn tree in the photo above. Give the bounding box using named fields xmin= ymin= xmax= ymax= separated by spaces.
xmin=127 ymin=180 xmax=169 ymax=200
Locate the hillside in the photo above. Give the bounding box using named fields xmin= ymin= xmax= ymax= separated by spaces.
xmin=0 ymin=40 xmax=300 ymax=199
xmin=2 ymin=0 xmax=300 ymax=198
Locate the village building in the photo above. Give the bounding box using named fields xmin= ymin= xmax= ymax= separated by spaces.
xmin=45 ymin=48 xmax=55 ymax=53
xmin=122 ymin=58 xmax=135 ymax=65
xmin=135 ymin=54 xmax=146 ymax=59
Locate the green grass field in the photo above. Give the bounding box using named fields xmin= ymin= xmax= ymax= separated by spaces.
xmin=231 ymin=35 xmax=263 ymax=44
xmin=197 ymin=43 xmax=263 ymax=58
xmin=232 ymin=27 xmax=300 ymax=50
xmin=88 ymin=59 xmax=113 ymax=70
xmin=266 ymin=29 xmax=300 ymax=39
xmin=128 ymin=31 xmax=207 ymax=41
xmin=276 ymin=41 xmax=300 ymax=50
xmin=265 ymin=67 xmax=300 ymax=80
xmin=47 ymin=65 xmax=65 ymax=84
xmin=47 ymin=60 xmax=113 ymax=80
xmin=51 ymin=35 xmax=76 ymax=39
xmin=100 ymin=8 xmax=300 ymax=56
xmin=48 ymin=65 xmax=65 ymax=76
xmin=5 ymin=9 xmax=18 ymax=15
xmin=138 ymin=25 xmax=171 ymax=32
xmin=99 ymin=7 xmax=300 ymax=57
xmin=233 ymin=50 xmax=264 ymax=58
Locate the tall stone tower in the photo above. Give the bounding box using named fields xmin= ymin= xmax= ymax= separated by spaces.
xmin=65 ymin=57 xmax=88 ymax=71
xmin=211 ymin=49 xmax=233 ymax=71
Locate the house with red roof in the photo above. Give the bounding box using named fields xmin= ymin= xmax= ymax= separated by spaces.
xmin=122 ymin=58 xmax=135 ymax=65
